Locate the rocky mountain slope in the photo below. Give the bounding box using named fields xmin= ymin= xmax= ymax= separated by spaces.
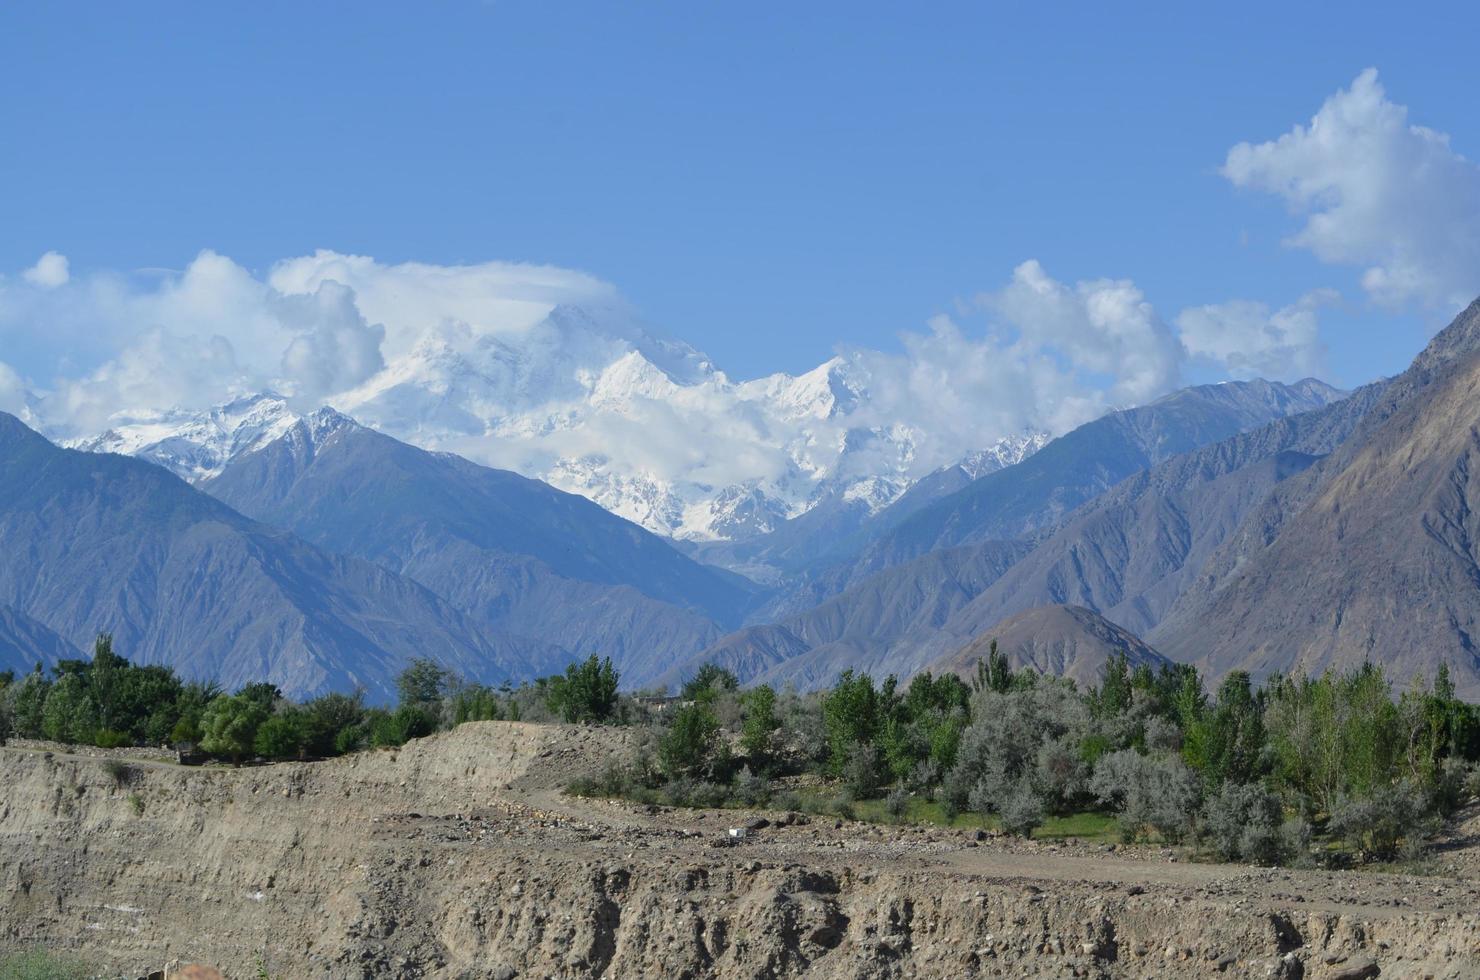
xmin=924 ymin=604 xmax=1170 ymax=689
xmin=663 ymin=379 xmax=1349 ymax=691
xmin=842 ymin=378 xmax=1348 ymax=581
xmin=203 ymin=409 xmax=758 ymax=685
xmin=0 ymin=413 xmax=556 ymax=699
xmin=939 ymin=381 xmax=1389 ymax=643
xmin=1153 ymin=298 xmax=1480 ymax=695
xmin=0 ymin=604 xmax=79 ymax=674
xmin=658 ymin=542 xmax=1033 ymax=691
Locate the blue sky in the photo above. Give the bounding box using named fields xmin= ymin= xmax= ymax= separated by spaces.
xmin=2 ymin=1 xmax=1479 ymax=403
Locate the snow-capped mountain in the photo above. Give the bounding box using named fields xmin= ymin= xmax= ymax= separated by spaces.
xmin=56 ymin=304 xmax=1050 ymax=545
xmin=66 ymin=393 xmax=299 ymax=482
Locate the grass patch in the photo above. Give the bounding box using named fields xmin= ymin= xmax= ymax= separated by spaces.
xmin=789 ymin=789 xmax=1121 ymax=842
xmin=0 ymin=949 xmax=94 ymax=980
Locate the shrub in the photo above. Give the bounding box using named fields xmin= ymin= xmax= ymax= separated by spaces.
xmin=732 ymin=765 xmax=772 ymax=807
xmin=1090 ymin=749 xmax=1201 ymax=844
xmin=102 ymin=759 xmax=132 ymax=786
xmin=842 ymin=742 xmax=884 ymax=798
xmin=370 ymin=704 xmax=438 ymax=748
xmin=1202 ymin=781 xmax=1285 ymax=864
xmin=93 ymin=729 xmax=131 ymax=749
xmin=1327 ymin=781 xmax=1439 ymax=862
xmin=999 ymin=778 xmax=1045 ymax=838
xmin=885 ymin=786 xmax=910 ymax=820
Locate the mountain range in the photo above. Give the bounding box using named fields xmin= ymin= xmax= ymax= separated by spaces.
xmin=200 ymin=408 xmax=756 ymax=686
xmin=64 ymin=304 xmax=1053 ymax=573
xmin=14 ymin=295 xmax=1480 ymax=701
xmin=0 ymin=414 xmax=557 ymax=699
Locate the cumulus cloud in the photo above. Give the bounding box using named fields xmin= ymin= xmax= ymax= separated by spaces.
xmin=985 ymin=260 xmax=1184 ymax=407
xmin=0 ymin=361 xmax=38 ymax=420
xmin=0 ymin=251 xmax=617 ymax=436
xmin=23 ymin=251 xmax=69 ymax=288
xmin=0 ymin=246 xmax=1351 ymax=537
xmin=1223 ymin=68 xmax=1480 ymax=310
xmin=1177 ymin=289 xmax=1337 ymax=380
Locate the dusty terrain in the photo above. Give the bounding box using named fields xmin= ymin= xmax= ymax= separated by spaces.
xmin=2 ymin=722 xmax=1478 ymax=978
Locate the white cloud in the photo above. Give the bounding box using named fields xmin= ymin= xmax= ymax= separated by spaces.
xmin=0 ymin=246 xmax=1345 ymax=538
xmin=1177 ymin=289 xmax=1337 ymax=380
xmin=983 ymin=260 xmax=1184 ymax=409
xmin=1222 ymin=68 xmax=1480 ymax=310
xmin=268 ymin=250 xmax=624 ymax=360
xmin=0 ymin=361 xmax=38 ymax=420
xmin=22 ymin=251 xmax=69 ymax=289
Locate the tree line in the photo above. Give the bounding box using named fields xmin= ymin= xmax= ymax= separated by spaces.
xmin=5 ymin=635 xmax=1477 ymax=865
xmin=575 ymin=646 xmax=1480 ymax=867
xmin=0 ymin=636 xmax=625 ymax=764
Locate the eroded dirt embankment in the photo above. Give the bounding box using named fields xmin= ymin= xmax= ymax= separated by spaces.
xmin=2 ymin=722 xmax=1479 ymax=978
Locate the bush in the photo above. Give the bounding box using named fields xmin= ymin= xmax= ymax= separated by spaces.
xmin=102 ymin=759 xmax=132 ymax=786
xmin=1090 ymin=749 xmax=1201 ymax=844
xmin=885 ymin=786 xmax=910 ymax=820
xmin=93 ymin=729 xmax=131 ymax=749
xmin=843 ymin=742 xmax=884 ymax=798
xmin=999 ymin=778 xmax=1045 ymax=838
xmin=1202 ymin=781 xmax=1285 ymax=864
xmin=732 ymin=765 xmax=772 ymax=807
xmin=370 ymin=704 xmax=438 ymax=748
xmin=1327 ymin=781 xmax=1439 ymax=862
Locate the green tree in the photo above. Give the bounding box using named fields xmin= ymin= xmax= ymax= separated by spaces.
xmin=972 ymin=640 xmax=1015 ymax=694
xmin=1183 ymin=671 xmax=1265 ymax=788
xmin=87 ymin=633 xmax=127 ymax=736
xmin=41 ymin=673 xmax=98 ymax=743
xmin=169 ymin=681 xmax=223 ymax=745
xmin=7 ymin=669 xmax=51 ymax=739
xmin=545 ymin=655 xmax=620 ymax=723
xmin=659 ymin=702 xmax=725 ymax=779
xmin=396 ymin=658 xmax=449 ymax=708
xmin=681 ymin=663 xmax=739 ymax=702
xmin=739 ymin=684 xmax=781 ymax=762
xmin=199 ymin=694 xmax=270 ymax=764
xmin=821 ymin=671 xmax=881 ymax=774
xmin=236 ymin=682 xmax=283 ymax=711
xmin=301 ymin=691 xmax=365 ymax=756
xmin=254 ymin=708 xmax=308 ymax=760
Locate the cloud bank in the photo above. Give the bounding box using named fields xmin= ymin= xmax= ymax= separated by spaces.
xmin=1223 ymin=68 xmax=1480 ymax=311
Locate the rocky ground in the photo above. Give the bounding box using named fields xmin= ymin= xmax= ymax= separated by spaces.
xmin=1 ymin=722 xmax=1478 ymax=978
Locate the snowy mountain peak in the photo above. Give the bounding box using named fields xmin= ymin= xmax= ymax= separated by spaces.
xmin=66 ymin=392 xmax=301 ymax=482
xmin=958 ymin=432 xmax=1053 ymax=479
xmin=59 ymin=304 xmax=1063 ymax=555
